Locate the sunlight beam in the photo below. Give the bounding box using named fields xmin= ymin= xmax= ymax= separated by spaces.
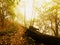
xmin=25 ymin=0 xmax=34 ymax=21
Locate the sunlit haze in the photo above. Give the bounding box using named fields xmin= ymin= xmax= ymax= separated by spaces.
xmin=14 ymin=0 xmax=52 ymax=21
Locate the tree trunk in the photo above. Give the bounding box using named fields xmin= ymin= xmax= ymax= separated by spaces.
xmin=55 ymin=9 xmax=58 ymax=37
xmin=55 ymin=18 xmax=58 ymax=37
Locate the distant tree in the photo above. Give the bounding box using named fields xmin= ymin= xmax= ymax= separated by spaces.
xmin=0 ymin=0 xmax=20 ymax=30
xmin=38 ymin=1 xmax=60 ymax=37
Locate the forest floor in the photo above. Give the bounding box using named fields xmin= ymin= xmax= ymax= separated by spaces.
xmin=0 ymin=20 xmax=44 ymax=45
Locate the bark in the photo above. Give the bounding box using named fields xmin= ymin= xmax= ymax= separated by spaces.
xmin=55 ymin=9 xmax=58 ymax=37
